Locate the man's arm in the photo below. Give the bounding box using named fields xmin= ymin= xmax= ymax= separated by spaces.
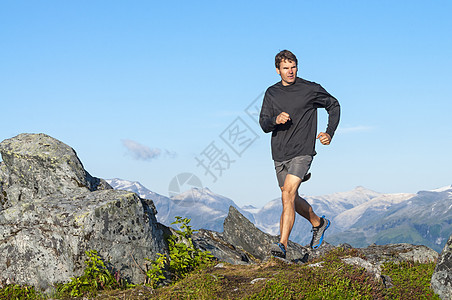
xmin=313 ymin=85 xmax=341 ymax=142
xmin=259 ymin=94 xmax=278 ymax=133
xmin=260 ymin=97 xmax=291 ymax=133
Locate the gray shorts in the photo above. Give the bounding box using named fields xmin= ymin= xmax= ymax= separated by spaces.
xmin=274 ymin=155 xmax=313 ymax=187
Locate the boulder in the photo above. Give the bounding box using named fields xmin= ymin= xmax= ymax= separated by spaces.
xmin=431 ymin=234 xmax=452 ymax=300
xmin=337 ymin=243 xmax=439 ymax=289
xmin=192 ymin=229 xmax=253 ymax=265
xmin=221 ymin=206 xmax=309 ymax=262
xmin=0 ymin=133 xmax=167 ymax=291
xmin=359 ymin=243 xmax=438 ymax=264
xmin=194 ymin=205 xmax=441 ymax=294
xmin=0 ymin=133 xmax=111 ymax=210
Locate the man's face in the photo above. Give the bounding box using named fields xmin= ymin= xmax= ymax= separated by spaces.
xmin=276 ymin=59 xmax=297 ymax=86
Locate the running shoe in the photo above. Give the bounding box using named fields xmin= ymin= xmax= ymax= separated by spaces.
xmin=270 ymin=242 xmax=286 ymax=259
xmin=310 ymin=216 xmax=330 ymax=249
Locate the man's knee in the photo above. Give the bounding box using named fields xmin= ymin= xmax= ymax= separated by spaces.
xmin=281 ymin=189 xmax=297 ymax=206
xmin=282 ymin=187 xmax=297 ymax=195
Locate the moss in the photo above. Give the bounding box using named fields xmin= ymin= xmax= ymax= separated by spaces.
xmin=0 ymin=284 xmax=46 ymax=299
xmin=74 ymin=211 xmax=90 ymax=227
xmin=381 ymin=261 xmax=440 ymax=299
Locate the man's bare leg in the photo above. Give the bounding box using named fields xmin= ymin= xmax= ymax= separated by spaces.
xmin=279 ymin=174 xmax=302 ymax=249
xmin=294 ymin=194 xmax=321 ymax=227
xmin=279 ymin=174 xmax=322 ymax=249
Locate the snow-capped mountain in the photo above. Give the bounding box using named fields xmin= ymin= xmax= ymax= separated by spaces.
xmin=106 ymin=178 xmax=253 ymax=232
xmin=107 ymin=178 xmax=452 ymax=252
xmin=251 ymin=186 xmax=387 ymax=246
xmin=107 ymin=178 xmax=168 ymax=202
xmin=333 ymin=192 xmax=416 ymax=230
xmin=328 ymin=185 xmax=452 ymax=252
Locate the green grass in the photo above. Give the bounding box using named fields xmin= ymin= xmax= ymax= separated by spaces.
xmin=381 ymin=261 xmax=439 ymax=299
xmin=0 ymin=247 xmax=440 ymax=299
xmin=0 ymin=284 xmax=46 ymax=300
xmin=140 ymin=247 xmax=440 ymax=300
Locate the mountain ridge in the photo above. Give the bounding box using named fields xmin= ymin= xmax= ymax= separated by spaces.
xmin=106 ymin=178 xmax=452 ymax=252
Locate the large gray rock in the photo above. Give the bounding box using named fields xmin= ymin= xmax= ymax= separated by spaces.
xmin=359 ymin=243 xmax=439 ymax=264
xmin=195 ymin=205 xmax=440 ymax=294
xmin=0 ymin=133 xmax=167 ymax=291
xmin=432 ymin=234 xmax=452 ymax=300
xmin=193 ymin=206 xmax=336 ymax=264
xmin=222 ymin=206 xmax=309 ymax=262
xmin=0 ymin=133 xmax=110 ymax=210
xmin=335 ymin=243 xmax=439 ymax=289
xmin=192 ymin=229 xmax=253 ymax=265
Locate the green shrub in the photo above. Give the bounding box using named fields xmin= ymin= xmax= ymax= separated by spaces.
xmin=0 ymin=284 xmax=45 ymax=300
xmin=167 ymin=216 xmax=214 ymax=279
xmin=145 ymin=253 xmax=168 ymax=288
xmin=145 ymin=216 xmax=214 ymax=288
xmin=56 ymin=249 xmax=131 ymax=298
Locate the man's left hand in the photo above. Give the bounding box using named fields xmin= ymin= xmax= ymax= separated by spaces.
xmin=317 ymin=132 xmax=331 ymax=145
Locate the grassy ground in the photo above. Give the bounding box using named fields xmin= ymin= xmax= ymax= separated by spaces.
xmin=1 ymin=248 xmax=440 ymax=299
xmin=92 ymin=248 xmax=439 ymax=300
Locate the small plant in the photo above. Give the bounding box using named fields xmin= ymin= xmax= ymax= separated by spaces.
xmin=145 ymin=253 xmax=168 ymax=288
xmin=167 ymin=216 xmax=214 ymax=279
xmin=56 ymin=249 xmax=128 ymax=298
xmin=144 ymin=216 xmax=214 ymax=288
xmin=0 ymin=284 xmax=46 ymax=300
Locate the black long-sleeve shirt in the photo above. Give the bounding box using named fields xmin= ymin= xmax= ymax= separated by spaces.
xmin=259 ymin=77 xmax=340 ymax=162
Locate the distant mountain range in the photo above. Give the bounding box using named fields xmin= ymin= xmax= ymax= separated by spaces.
xmin=106 ymin=178 xmax=254 ymax=233
xmin=106 ymin=178 xmax=452 ymax=252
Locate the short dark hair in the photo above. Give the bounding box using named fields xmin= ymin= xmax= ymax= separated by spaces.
xmin=275 ymin=50 xmax=298 ymax=69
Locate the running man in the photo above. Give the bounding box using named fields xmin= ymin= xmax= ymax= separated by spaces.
xmin=259 ymin=50 xmax=340 ymax=258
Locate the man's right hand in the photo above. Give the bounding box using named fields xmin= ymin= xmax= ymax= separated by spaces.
xmin=276 ymin=112 xmax=291 ymax=124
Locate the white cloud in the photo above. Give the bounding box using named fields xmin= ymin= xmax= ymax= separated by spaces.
xmin=121 ymin=139 xmax=176 ymax=161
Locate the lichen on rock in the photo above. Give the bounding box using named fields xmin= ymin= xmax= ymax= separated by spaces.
xmin=0 ymin=133 xmax=167 ymax=291
xmin=431 ymin=234 xmax=452 ymax=300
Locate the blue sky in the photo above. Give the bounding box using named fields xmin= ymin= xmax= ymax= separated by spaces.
xmin=1 ymin=1 xmax=451 ymax=207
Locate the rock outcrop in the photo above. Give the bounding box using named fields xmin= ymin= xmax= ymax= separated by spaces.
xmin=222 ymin=206 xmax=310 ymax=262
xmin=194 ymin=204 xmax=439 ymax=291
xmin=192 ymin=229 xmax=253 ymax=265
xmin=193 ymin=206 xmax=310 ymax=264
xmin=431 ymin=234 xmax=452 ymax=300
xmin=359 ymin=243 xmax=439 ymax=264
xmin=0 ymin=133 xmax=110 ymax=210
xmin=0 ymin=134 xmax=167 ymax=291
xmin=195 ymin=206 xmax=439 ymax=265
xmin=0 ymin=133 xmax=443 ymax=295
xmin=343 ymin=243 xmax=439 ymax=288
